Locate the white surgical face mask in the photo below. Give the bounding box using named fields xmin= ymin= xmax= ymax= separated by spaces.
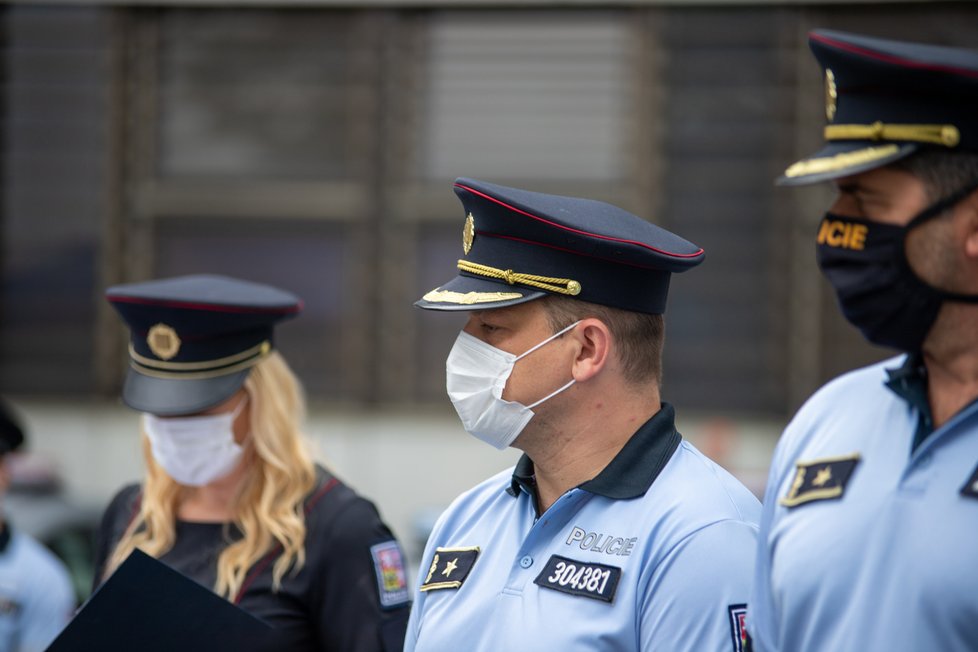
xmin=446 ymin=320 xmax=580 ymax=450
xmin=142 ymin=397 xmax=248 ymax=487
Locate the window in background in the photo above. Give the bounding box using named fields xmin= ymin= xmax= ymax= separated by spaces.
xmin=5 ymin=5 xmax=968 ymax=416
xmin=0 ymin=7 xmax=111 ymax=394
xmin=416 ymin=11 xmax=629 ymax=182
xmin=121 ymin=9 xmax=381 ymax=402
xmin=157 ymin=11 xmax=370 ymax=181
xmin=656 ymin=8 xmax=795 ymax=415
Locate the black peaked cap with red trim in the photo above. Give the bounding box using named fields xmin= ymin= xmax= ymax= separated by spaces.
xmin=780 ymin=29 xmax=978 ymax=185
xmin=106 ymin=274 xmax=302 ymax=416
xmin=415 ymin=178 xmax=704 ymax=315
xmin=0 ymin=399 xmax=25 ymax=456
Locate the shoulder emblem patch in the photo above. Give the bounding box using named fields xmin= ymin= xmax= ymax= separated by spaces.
xmin=369 ymin=540 xmax=410 ymax=609
xmin=780 ymin=453 xmax=860 ymax=508
xmin=959 ymin=462 xmax=978 ymax=500
xmin=419 ymin=546 xmax=480 ymax=592
xmin=728 ymin=603 xmax=749 ymax=652
xmin=0 ymin=596 xmax=20 ymax=616
xmin=533 ymin=554 xmax=621 ymax=603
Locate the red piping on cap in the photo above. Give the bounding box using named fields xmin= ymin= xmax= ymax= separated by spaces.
xmin=106 ymin=294 xmax=304 ymax=315
xmin=811 ymin=32 xmax=978 ymax=80
xmin=455 ymin=183 xmax=704 ymax=259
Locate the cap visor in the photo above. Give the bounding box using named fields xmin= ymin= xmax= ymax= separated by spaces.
xmin=415 ymin=274 xmax=546 ymax=312
xmin=777 ymin=142 xmax=918 ymax=186
xmin=122 ymin=368 xmax=250 ymax=416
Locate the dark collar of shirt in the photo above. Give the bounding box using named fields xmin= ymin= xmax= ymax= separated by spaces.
xmin=885 ymin=352 xmax=978 ymax=453
xmin=0 ymin=522 xmax=10 ymax=555
xmin=885 ymin=353 xmax=934 ymax=453
xmin=507 ymin=401 xmax=682 ymax=502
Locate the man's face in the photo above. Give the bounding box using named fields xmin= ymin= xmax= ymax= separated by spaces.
xmin=462 ymin=300 xmax=576 ymax=407
xmin=830 ymin=167 xmax=929 ymax=225
xmin=831 ymin=166 xmax=958 ymax=289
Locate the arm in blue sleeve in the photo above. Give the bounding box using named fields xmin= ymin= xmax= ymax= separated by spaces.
xmin=19 ymin=544 xmax=75 ymax=652
xmin=640 ymin=519 xmax=758 ymax=651
xmin=747 ymin=439 xmax=790 ymax=652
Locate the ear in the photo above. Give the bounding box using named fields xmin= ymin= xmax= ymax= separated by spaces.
xmin=0 ymin=458 xmax=10 ymax=495
xmin=570 ymin=318 xmax=611 ymax=383
xmin=963 ymin=191 xmax=978 ymax=260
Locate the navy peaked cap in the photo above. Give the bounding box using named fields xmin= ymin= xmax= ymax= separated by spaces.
xmin=416 ymin=178 xmax=704 ymax=315
xmin=106 ymin=274 xmax=302 ymax=416
xmin=0 ymin=399 xmax=25 ymax=456
xmin=781 ymin=29 xmax=978 ymax=185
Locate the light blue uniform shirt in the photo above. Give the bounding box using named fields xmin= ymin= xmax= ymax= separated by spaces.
xmin=749 ymin=355 xmax=978 ymax=651
xmin=0 ymin=525 xmax=74 ymax=652
xmin=405 ymin=404 xmax=760 ymax=652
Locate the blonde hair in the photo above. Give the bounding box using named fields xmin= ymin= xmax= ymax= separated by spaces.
xmin=104 ymin=351 xmax=318 ymax=599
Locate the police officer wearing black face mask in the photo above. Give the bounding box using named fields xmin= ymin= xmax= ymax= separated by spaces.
xmin=748 ymin=31 xmax=978 ymax=652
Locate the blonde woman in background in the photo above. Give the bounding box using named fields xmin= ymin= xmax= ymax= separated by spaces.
xmin=93 ymin=274 xmax=410 ymax=652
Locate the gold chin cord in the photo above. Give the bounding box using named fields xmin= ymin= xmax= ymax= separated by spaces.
xmin=456 ymin=260 xmax=582 ymax=296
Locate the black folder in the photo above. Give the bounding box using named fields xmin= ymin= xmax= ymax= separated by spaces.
xmin=46 ymin=549 xmax=275 ymax=651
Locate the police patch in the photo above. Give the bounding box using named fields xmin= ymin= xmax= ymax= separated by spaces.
xmin=369 ymin=540 xmax=410 ymax=608
xmin=0 ymin=596 xmax=20 ymax=616
xmin=533 ymin=555 xmax=621 ymax=603
xmin=419 ymin=546 xmax=480 ymax=592
xmin=959 ymin=463 xmax=978 ymax=500
xmin=780 ymin=453 xmax=860 ymax=508
xmin=728 ymin=603 xmax=748 ymax=652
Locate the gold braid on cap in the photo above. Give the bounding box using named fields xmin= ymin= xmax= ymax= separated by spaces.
xmin=457 ymin=260 xmax=582 ymax=296
xmin=783 ymin=145 xmax=900 ymax=179
xmin=128 ymin=340 xmax=272 ymax=380
xmin=825 ymin=122 xmax=960 ymax=147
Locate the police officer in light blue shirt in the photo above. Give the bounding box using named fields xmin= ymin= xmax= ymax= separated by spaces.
xmin=750 ymin=30 xmax=978 ymax=651
xmin=0 ymin=400 xmax=74 ymax=652
xmin=406 ymin=178 xmax=760 ymax=651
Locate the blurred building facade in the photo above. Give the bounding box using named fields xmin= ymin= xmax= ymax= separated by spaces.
xmin=1 ymin=0 xmax=975 ymax=569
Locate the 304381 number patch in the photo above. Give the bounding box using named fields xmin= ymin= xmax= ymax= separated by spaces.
xmin=533 ymin=554 xmax=621 ymax=603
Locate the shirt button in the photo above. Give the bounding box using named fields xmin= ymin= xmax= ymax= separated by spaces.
xmin=519 ymin=556 xmax=533 ymax=569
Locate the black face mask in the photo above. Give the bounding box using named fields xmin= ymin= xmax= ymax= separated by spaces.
xmin=816 ymin=182 xmax=978 ymax=353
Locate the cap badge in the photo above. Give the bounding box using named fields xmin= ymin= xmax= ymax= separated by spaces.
xmin=463 ymin=213 xmax=476 ymax=255
xmin=147 ymin=323 xmax=181 ymax=361
xmin=825 ymin=69 xmax=837 ymax=122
